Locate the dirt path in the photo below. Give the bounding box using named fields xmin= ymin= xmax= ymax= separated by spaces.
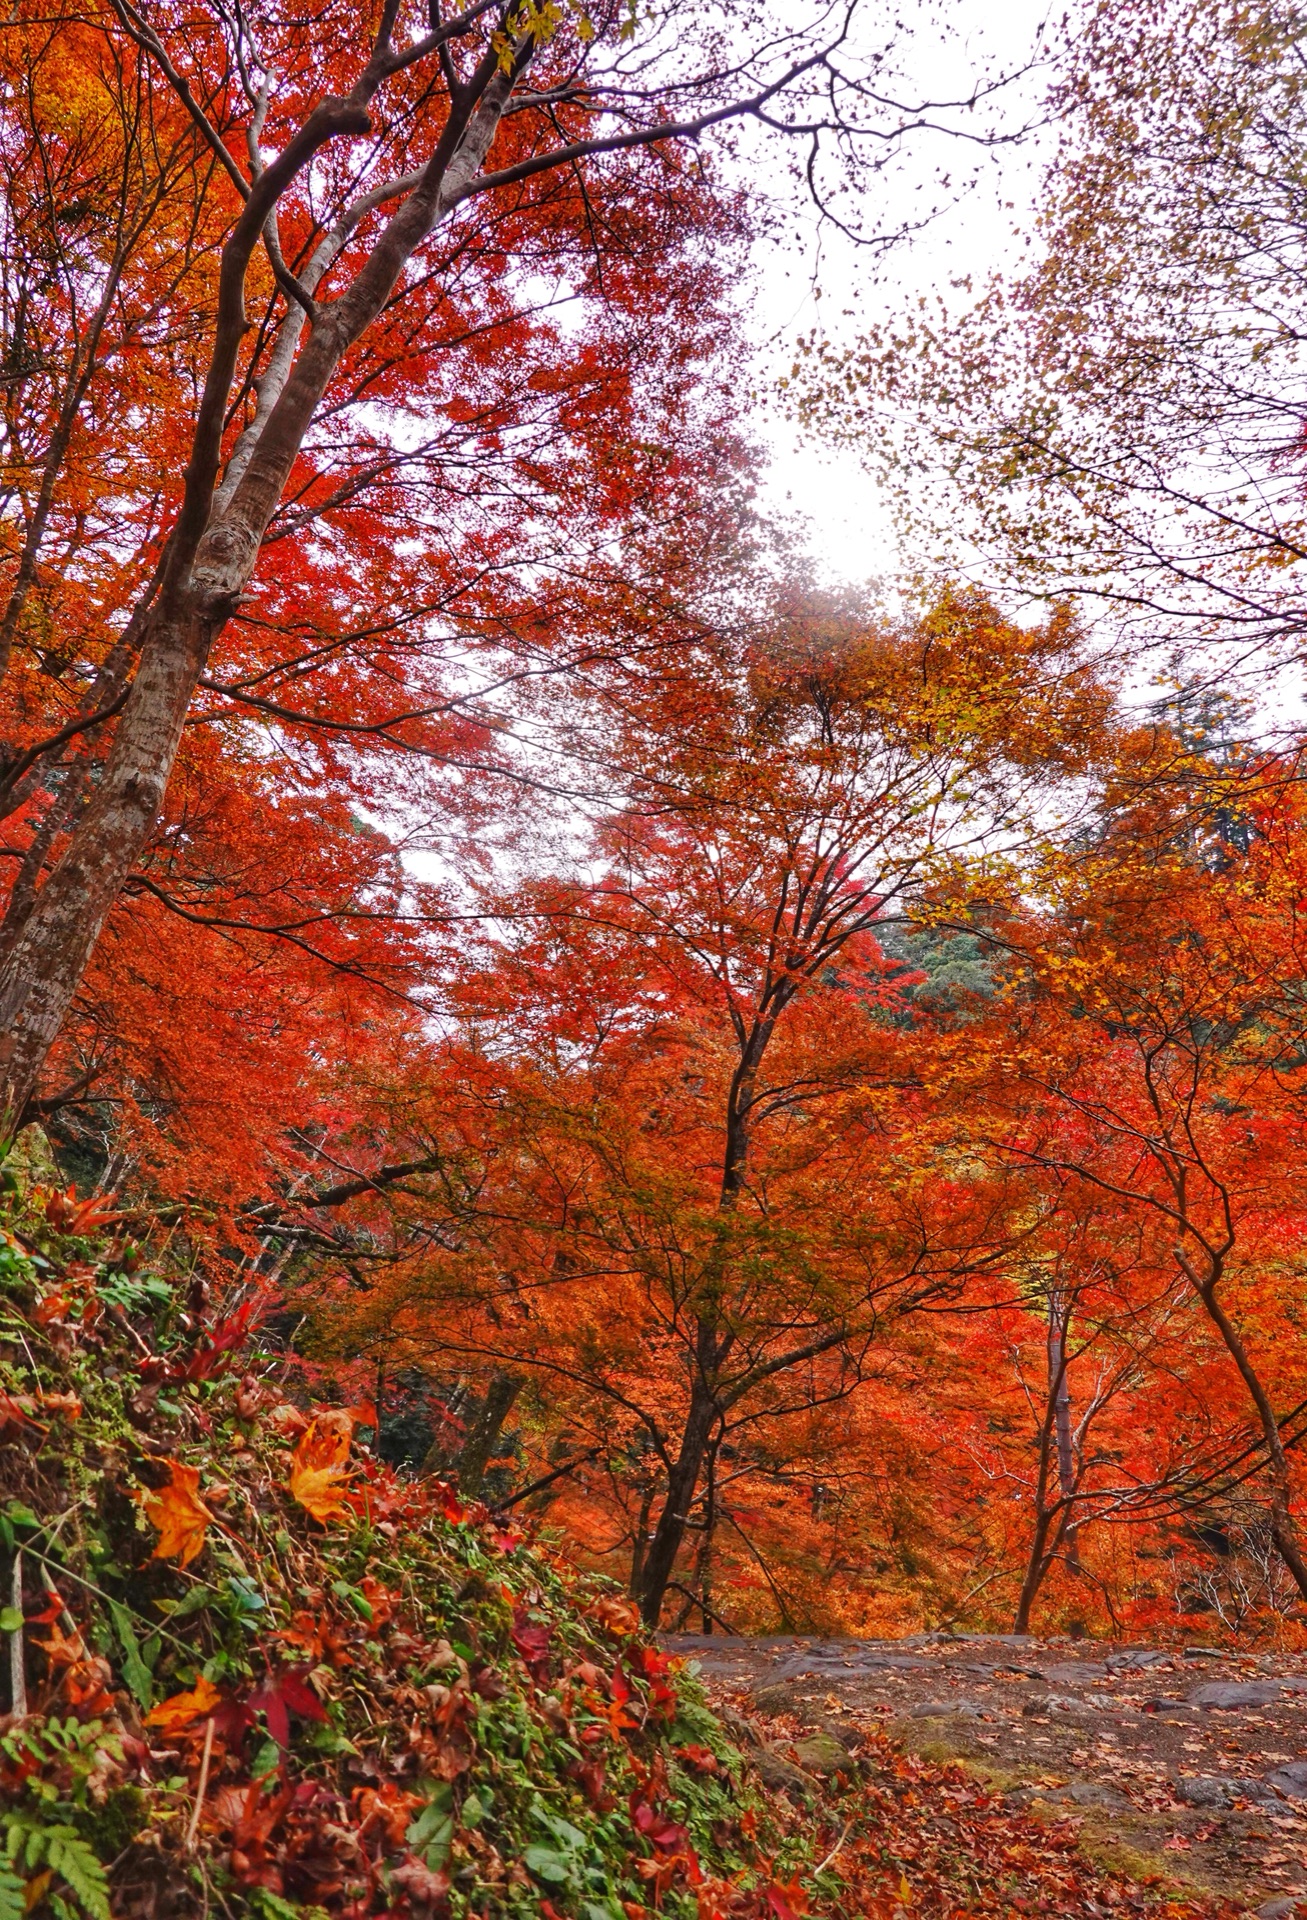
xmin=666 ymin=1630 xmax=1307 ymax=1915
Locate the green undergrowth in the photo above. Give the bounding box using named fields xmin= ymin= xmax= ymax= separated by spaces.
xmin=0 ymin=1148 xmax=1254 ymax=1920
xmin=0 ymin=1155 xmax=819 ymax=1920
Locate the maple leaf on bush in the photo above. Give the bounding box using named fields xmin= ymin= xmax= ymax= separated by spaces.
xmin=142 ymin=1459 xmax=214 ymax=1565
xmin=168 ymin=1290 xmax=274 ymax=1384
xmin=42 ymin=1186 xmax=123 ymax=1235
xmin=249 ymin=1663 xmax=328 ymax=1750
xmin=146 ymin=1675 xmax=223 ymax=1736
xmin=289 ymin=1411 xmax=356 ymax=1521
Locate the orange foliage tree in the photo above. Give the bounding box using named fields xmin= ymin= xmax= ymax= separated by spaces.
xmin=982 ymin=736 xmax=1307 ymax=1601
xmin=0 ymin=0 xmax=763 ymax=1197
xmin=289 ymin=590 xmax=1116 ymax=1625
xmin=0 ymin=0 xmax=998 ymax=1158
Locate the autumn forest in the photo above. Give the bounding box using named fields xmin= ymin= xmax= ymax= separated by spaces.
xmin=6 ymin=0 xmax=1307 ymax=1901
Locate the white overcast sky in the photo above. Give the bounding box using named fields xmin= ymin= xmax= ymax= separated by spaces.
xmin=744 ymin=0 xmax=1306 ymax=735
xmin=746 ymin=0 xmax=1058 ymax=583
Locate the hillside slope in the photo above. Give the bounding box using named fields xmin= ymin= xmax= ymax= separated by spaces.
xmin=0 ymin=1157 xmax=1251 ymax=1920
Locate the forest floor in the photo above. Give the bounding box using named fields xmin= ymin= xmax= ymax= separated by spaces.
xmin=666 ymin=1629 xmax=1307 ymax=1917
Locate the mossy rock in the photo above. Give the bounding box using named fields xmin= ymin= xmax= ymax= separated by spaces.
xmin=4 ymin=1123 xmax=61 ymax=1191
xmin=754 ymin=1748 xmax=809 ymax=1794
xmin=751 ymin=1681 xmax=801 ymax=1717
xmin=793 ymin=1730 xmax=854 ymax=1777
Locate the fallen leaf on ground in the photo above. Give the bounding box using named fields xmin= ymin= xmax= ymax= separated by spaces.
xmin=249 ymin=1664 xmax=328 ymax=1748
xmin=0 ymin=1390 xmax=43 ymax=1436
xmin=290 ymin=1412 xmax=356 ymax=1520
xmin=146 ymin=1675 xmax=222 ymax=1735
xmin=143 ymin=1459 xmax=214 ymax=1565
xmin=37 ymin=1388 xmax=81 ymax=1417
xmin=588 ymin=1593 xmax=640 ymax=1637
xmin=267 ymin=1401 xmax=310 ymax=1436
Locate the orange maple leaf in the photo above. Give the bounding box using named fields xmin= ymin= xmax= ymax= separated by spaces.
xmin=35 ymin=1617 xmax=88 ymax=1670
xmin=146 ymin=1674 xmax=222 ymax=1736
xmin=289 ymin=1411 xmax=356 ymax=1521
xmin=588 ymin=1593 xmax=640 ymax=1637
xmin=143 ymin=1460 xmax=213 ymax=1566
xmin=37 ymin=1389 xmax=81 ymax=1419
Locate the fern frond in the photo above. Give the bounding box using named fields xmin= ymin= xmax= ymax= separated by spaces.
xmin=43 ymin=1831 xmax=109 ymax=1920
xmin=0 ymin=1862 xmax=24 ymax=1920
xmin=1 ymin=1818 xmax=109 ymax=1920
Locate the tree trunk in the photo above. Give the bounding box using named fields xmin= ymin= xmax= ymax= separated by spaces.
xmin=699 ymin=1441 xmax=717 ymax=1635
xmin=633 ymin=1038 xmax=758 ymax=1627
xmin=630 ymin=1019 xmax=786 ymax=1628
xmin=1013 ymin=1309 xmax=1071 ymax=1634
xmin=636 ymin=1356 xmax=722 ymax=1627
xmin=1013 ymin=1505 xmax=1071 ymax=1634
xmin=1176 ymin=1246 xmax=1307 ymax=1601
xmin=454 ymin=1371 xmax=522 ymax=1496
xmin=1014 ymin=1508 xmax=1053 ymax=1634
xmin=628 ymin=1480 xmax=656 ymax=1600
xmin=0 ymin=66 xmax=515 ymax=1127
xmin=0 ymin=599 xmax=211 ymax=1125
xmin=1048 ymin=1295 xmax=1080 ymax=1570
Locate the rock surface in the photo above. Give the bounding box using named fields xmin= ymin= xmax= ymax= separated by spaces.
xmin=753 ymin=1747 xmax=809 ymax=1793
xmin=1066 ymin=1780 xmax=1130 ymax=1809
xmin=1177 ymin=1777 xmax=1236 ymax=1809
xmin=792 ymin=1730 xmax=855 ymax=1776
xmin=665 ymin=1627 xmax=1307 ymax=1909
xmin=1189 ymin=1681 xmax=1283 ymax=1708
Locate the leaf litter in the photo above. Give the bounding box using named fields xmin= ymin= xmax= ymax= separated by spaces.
xmin=0 ymin=1176 xmax=1256 ymax=1920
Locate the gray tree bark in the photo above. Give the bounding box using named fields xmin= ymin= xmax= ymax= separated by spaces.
xmin=0 ymin=50 xmax=511 ymax=1126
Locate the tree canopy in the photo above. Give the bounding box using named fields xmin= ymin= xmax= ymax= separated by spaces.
xmin=6 ymin=0 xmax=1307 ymax=1664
